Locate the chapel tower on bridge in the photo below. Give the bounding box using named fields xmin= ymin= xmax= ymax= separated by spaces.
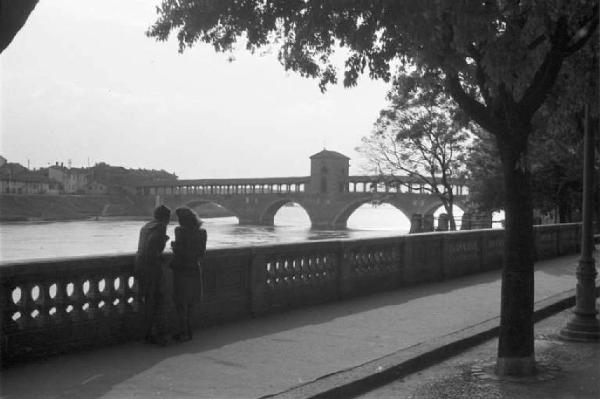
xmin=308 ymin=149 xmax=350 ymax=195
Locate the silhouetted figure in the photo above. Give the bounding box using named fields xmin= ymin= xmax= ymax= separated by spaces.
xmin=135 ymin=205 xmax=171 ymax=346
xmin=170 ymin=206 xmax=206 ymax=342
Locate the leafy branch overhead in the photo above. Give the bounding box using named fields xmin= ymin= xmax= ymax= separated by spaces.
xmin=149 ymin=1 xmax=597 ymax=109
xmin=0 ymin=0 xmax=40 ymax=54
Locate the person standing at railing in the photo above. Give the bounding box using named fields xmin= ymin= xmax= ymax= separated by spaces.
xmin=170 ymin=206 xmax=207 ymax=342
xmin=135 ymin=204 xmax=171 ymax=346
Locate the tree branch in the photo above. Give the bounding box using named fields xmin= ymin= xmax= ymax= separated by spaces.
xmin=444 ymin=71 xmax=498 ymax=134
xmin=519 ymin=16 xmax=570 ymax=119
xmin=467 ymin=43 xmax=492 ymax=106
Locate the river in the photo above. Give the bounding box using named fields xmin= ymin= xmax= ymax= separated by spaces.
xmin=0 ymin=203 xmax=437 ymax=262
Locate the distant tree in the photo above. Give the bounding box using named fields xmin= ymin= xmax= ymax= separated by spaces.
xmin=148 ymin=0 xmax=599 ymax=375
xmin=0 ymin=0 xmax=39 ymax=53
xmin=358 ymin=85 xmax=470 ymax=230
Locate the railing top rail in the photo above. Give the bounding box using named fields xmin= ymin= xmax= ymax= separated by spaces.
xmin=0 ymin=253 xmax=135 ymax=278
xmin=533 ymin=222 xmax=581 ymax=229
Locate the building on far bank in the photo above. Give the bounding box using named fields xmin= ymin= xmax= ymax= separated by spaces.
xmin=0 ymin=156 xmax=178 ymax=196
xmin=48 ymin=163 xmax=89 ymax=194
xmin=0 ymin=162 xmax=60 ymax=195
xmin=84 ymin=180 xmax=108 ymax=195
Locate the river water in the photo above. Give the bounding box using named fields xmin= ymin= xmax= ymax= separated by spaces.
xmin=0 ymin=204 xmax=434 ymax=262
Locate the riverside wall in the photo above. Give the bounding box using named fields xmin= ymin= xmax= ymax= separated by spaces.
xmin=0 ymin=224 xmax=582 ymax=364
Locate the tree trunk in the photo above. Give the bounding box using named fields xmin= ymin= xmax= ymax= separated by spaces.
xmin=449 ymin=212 xmax=457 ymax=230
xmin=594 ymin=179 xmax=600 ymax=233
xmin=443 ymin=202 xmax=457 ymax=230
xmin=496 ymin=134 xmax=536 ymax=376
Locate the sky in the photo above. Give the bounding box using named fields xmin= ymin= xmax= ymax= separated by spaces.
xmin=0 ymin=0 xmax=391 ymax=179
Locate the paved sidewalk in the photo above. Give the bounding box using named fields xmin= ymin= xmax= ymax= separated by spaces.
xmin=1 ymin=253 xmax=597 ymax=399
xmin=359 ymin=307 xmax=600 ymax=399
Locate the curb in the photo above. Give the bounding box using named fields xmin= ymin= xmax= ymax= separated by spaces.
xmin=261 ymin=285 xmax=600 ymax=399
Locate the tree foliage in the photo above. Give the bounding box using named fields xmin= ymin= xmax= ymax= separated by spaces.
xmin=149 ymin=1 xmax=597 ymax=106
xmin=0 ymin=0 xmax=39 ymax=54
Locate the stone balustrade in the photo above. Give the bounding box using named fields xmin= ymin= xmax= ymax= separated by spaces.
xmin=0 ymin=223 xmax=582 ymax=364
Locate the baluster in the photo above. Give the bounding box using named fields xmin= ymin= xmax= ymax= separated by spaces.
xmin=116 ymin=273 xmax=130 ymax=313
xmin=97 ymin=277 xmax=110 ymax=317
xmin=124 ymin=274 xmax=138 ymax=312
xmin=33 ymin=281 xmax=49 ymax=326
xmin=296 ymin=256 xmax=308 ymax=286
xmin=19 ymin=282 xmax=34 ymax=330
xmin=85 ymin=275 xmax=100 ymax=319
xmin=1 ymin=282 xmax=20 ymax=332
xmin=68 ymin=277 xmax=85 ymax=322
xmin=52 ymin=279 xmax=67 ymax=324
xmin=111 ymin=274 xmax=126 ymax=315
xmin=101 ymin=275 xmax=114 ymax=317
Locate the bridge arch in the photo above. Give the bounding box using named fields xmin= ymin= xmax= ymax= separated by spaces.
xmin=332 ymin=199 xmax=412 ymax=229
xmin=259 ymin=198 xmax=311 ymax=226
xmin=421 ymin=199 xmax=468 ymax=218
xmin=181 ymin=199 xmax=239 ymax=221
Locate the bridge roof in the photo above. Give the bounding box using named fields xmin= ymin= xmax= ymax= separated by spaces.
xmin=137 ymin=176 xmax=310 ymax=187
xmin=310 ymin=149 xmax=350 ymax=160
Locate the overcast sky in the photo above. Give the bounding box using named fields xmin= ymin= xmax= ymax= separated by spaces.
xmin=0 ymin=0 xmax=392 ymax=179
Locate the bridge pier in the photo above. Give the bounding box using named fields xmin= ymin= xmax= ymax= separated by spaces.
xmin=310 ymin=219 xmax=347 ymax=230
xmin=409 ymin=214 xmax=422 ymax=233
xmin=460 ymin=212 xmax=472 ymax=230
xmin=458 ymin=211 xmax=493 ymax=230
xmin=470 ymin=211 xmax=493 ymax=229
xmin=238 ymin=216 xmax=271 ymax=226
xmin=437 ymin=213 xmax=449 ymax=231
xmin=422 ymin=214 xmax=434 ymax=232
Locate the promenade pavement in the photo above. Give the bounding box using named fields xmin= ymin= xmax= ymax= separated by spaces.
xmin=1 ymin=253 xmax=598 ymax=399
xmin=359 ymin=307 xmax=600 ymax=399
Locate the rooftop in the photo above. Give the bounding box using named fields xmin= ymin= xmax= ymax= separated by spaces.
xmin=310 ymin=149 xmax=351 ymax=160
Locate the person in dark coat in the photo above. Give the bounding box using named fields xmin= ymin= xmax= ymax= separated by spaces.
xmin=135 ymin=205 xmax=171 ymax=346
xmin=170 ymin=206 xmax=207 ymax=342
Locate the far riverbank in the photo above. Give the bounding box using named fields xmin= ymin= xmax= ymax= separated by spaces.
xmin=0 ymin=194 xmax=233 ymax=222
